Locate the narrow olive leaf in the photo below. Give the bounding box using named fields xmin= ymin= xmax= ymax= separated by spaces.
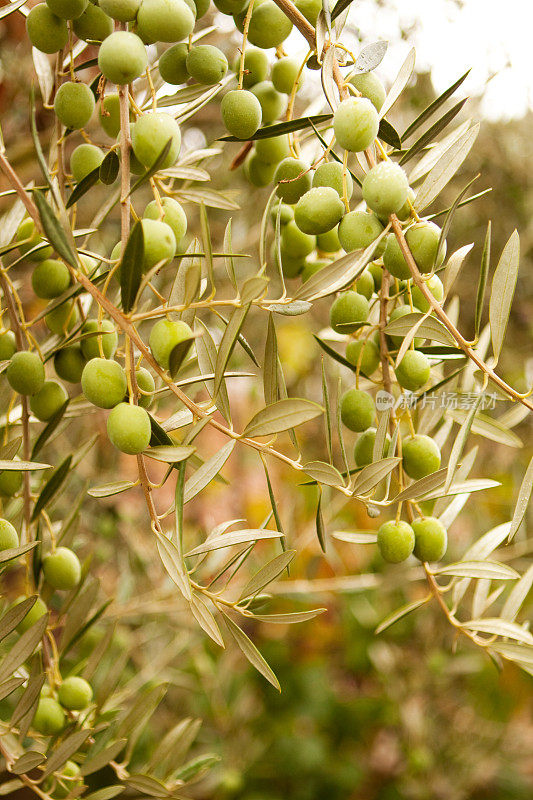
xmin=303 ymin=461 xmax=345 ymax=488
xmin=354 ymin=40 xmax=388 ymax=73
xmin=83 ymin=787 xmax=125 ymax=800
xmin=399 ymin=98 xmax=467 ymax=166
xmin=375 ymin=596 xmax=430 ymax=635
xmin=143 ymin=445 xmax=195 ymax=463
xmin=120 ymin=220 xmax=144 ymax=314
xmin=242 ymin=398 xmax=323 ymax=438
xmin=489 ymin=229 xmax=520 ymax=362
xmin=378 ymin=118 xmax=402 ymax=150
xmin=189 ymin=592 xmax=225 ymax=647
xmin=11 ymin=751 xmax=46 ymax=775
xmin=434 ymin=561 xmax=519 ymax=580
xmin=474 ymin=221 xmax=491 ymax=338
xmin=330 ymin=0 xmax=353 ymax=21
xmin=42 ymin=729 xmax=92 ymax=779
xmin=31 ymin=399 xmax=69 ymax=459
xmin=88 ymin=480 xmax=136 ymax=498
xmin=437 ymin=175 xmax=479 ymax=269
xmin=321 ymin=46 xmax=338 ymax=111
xmin=415 ymin=123 xmax=479 ymax=211
xmin=186 ymin=528 xmax=282 ymax=558
xmin=0 ymin=437 xmax=22 ymax=461
xmin=445 ymin=394 xmax=482 ymax=493
xmin=0 ymin=597 xmax=37 ymax=643
xmin=393 ymin=468 xmax=447 ymax=502
xmin=66 ymin=165 xmax=101 ymax=208
xmin=0 ymin=677 xmax=25 ymax=702
xmin=252 ymin=609 xmax=326 ymax=623
xmin=240 ymin=275 xmax=269 ymax=304
xmin=199 ymin=201 xmax=215 ymax=296
xmin=169 ymin=238 xmax=202 ymax=315
xmin=32 ymin=47 xmax=54 ymax=106
xmin=183 ymin=439 xmax=235 ymax=504
xmin=218 ymin=311 xmax=260 ymax=367
xmin=507 ymin=457 xmax=533 ymax=543
xmin=442 ymin=243 xmax=474 ymax=296
xmin=501 ymin=565 xmax=533 ymax=621
xmin=452 ymin=521 xmax=511 ymax=607
xmin=99 ymin=149 xmax=120 ymax=185
xmin=352 ymin=458 xmax=400 ymax=496
xmin=223 ymin=218 xmax=237 ymax=289
xmin=127 ymin=139 xmax=172 ymax=196
xmin=403 ymin=69 xmax=471 ymax=140
xmin=221 ymin=611 xmax=280 ymax=690
xmin=173 ymin=754 xmax=221 ymax=782
xmin=462 ymin=618 xmax=533 ymax=645
xmin=0 ymin=542 xmax=38 ymax=568
xmin=156 ymin=536 xmax=190 ymax=601
xmin=80 ymin=740 xmax=127 ymax=777
xmin=448 ymin=409 xmax=522 ymax=449
xmin=0 ymin=613 xmax=48 ymax=684
xmin=177 ymin=187 xmax=240 ymax=210
xmin=313 ymin=335 xmax=357 ymax=372
xmin=421 ymin=478 xmax=500 ymax=501
xmin=195 ymin=320 xmax=231 ymax=422
xmin=0 ymin=459 xmax=50 ymax=470
xmin=214 ymin=304 xmax=251 ymax=395
xmin=321 ymin=361 xmax=333 ymax=462
xmin=264 ymin=313 xmax=279 ymax=406
xmin=315 ymin=490 xmax=326 ymax=552
xmin=332 ymin=531 xmax=377 ymax=544
xmin=168 ymin=334 xmax=196 ymax=377
xmin=31 ymin=454 xmax=71 ymax=521
xmin=267 ymin=300 xmax=312 ymax=315
xmin=220 ymin=113 xmax=332 ymax=142
xmin=308 ymin=120 xmax=361 ymax=186
xmin=10 ymin=674 xmax=44 ymax=727
xmin=379 ymin=47 xmax=416 ymax=119
xmin=239 ymin=550 xmax=296 ymax=603
xmin=490 ymin=643 xmax=533 ymax=668
xmin=63 ymin=598 xmax=112 ymax=655
xmin=384 ymin=312 xmax=456 ymax=346
xmin=0 ymin=0 xmax=26 ymax=19
xmin=33 ymin=189 xmax=78 ymax=267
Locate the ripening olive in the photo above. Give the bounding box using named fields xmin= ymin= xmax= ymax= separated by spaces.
xmin=274 ymin=157 xmax=312 ymax=204
xmin=412 ymin=516 xmax=447 ymax=562
xmin=107 ymin=402 xmax=151 ymax=454
xmin=338 ymin=210 xmax=384 ymax=253
xmin=16 ymin=596 xmax=48 ymax=633
xmin=312 ymin=161 xmax=353 ymax=200
xmin=294 ymin=187 xmax=344 ymax=235
xmin=395 ymin=349 xmax=430 ymax=392
xmin=26 ymin=4 xmax=68 ymax=53
xmin=141 ymin=219 xmax=176 ymax=270
xmin=143 ymin=198 xmax=187 ymax=252
xmin=149 ymin=318 xmax=193 ymax=370
xmin=17 ymin=218 xmax=53 ymax=262
xmin=81 ymin=357 xmax=127 ymax=408
xmin=46 ymin=0 xmax=88 ymax=19
xmin=349 ymin=70 xmax=386 ymax=111
xmin=316 ymin=226 xmax=341 ymax=253
xmin=73 ymin=3 xmax=113 ymax=42
xmin=54 ymin=346 xmax=86 ymax=383
xmin=405 ymin=221 xmax=446 ymax=274
xmin=215 ymin=0 xmax=248 ymax=13
xmin=355 ymin=268 xmax=375 ymax=300
xmin=377 ymin=520 xmax=415 ymax=563
xmin=99 ymin=0 xmax=140 ymax=20
xmin=330 ymin=291 xmax=369 ymax=334
xmin=354 ymin=427 xmax=391 ymax=467
xmin=136 ymin=0 xmax=195 ymax=43
xmin=402 ymin=434 xmax=441 ymax=480
xmin=346 ymin=337 xmax=380 ymax=376
xmin=54 ymin=81 xmax=95 ymax=130
xmin=255 ymin=135 xmax=290 ymax=165
xmin=235 ymin=0 xmax=292 ymax=50
xmin=251 ymin=81 xmax=286 ymax=124
xmin=7 ymin=351 xmax=45 ymax=396
xmin=186 ymin=45 xmax=228 ymax=84
xmin=333 ymin=97 xmax=379 ymax=152
xmin=70 ymin=144 xmax=105 ymax=183
xmin=340 ymin=388 xmax=375 ymax=432
xmin=131 ymin=112 xmax=181 ymax=169
xmin=301 ymin=259 xmax=329 ymax=282
xmin=80 ymin=319 xmax=118 ymax=360
xmin=45 ymin=301 xmax=79 ymax=336
xmin=32 ymin=698 xmax=65 ymax=736
xmin=0 ymin=331 xmax=16 ymax=361
xmin=270 ymin=201 xmax=294 ymax=226
xmin=280 ymin=220 xmax=315 ymax=258
xmin=244 ymin=153 xmax=276 ymax=187
xmin=410 ymin=275 xmax=444 ymax=313
xmin=30 ymin=380 xmax=68 ymax=421
xmin=43 ymin=547 xmax=81 ymax=590
xmin=232 ymin=47 xmax=268 ymax=88
xmin=158 ymin=43 xmax=189 ymax=85
xmin=31 ymin=259 xmax=71 ymax=299
xmin=221 ymin=90 xmax=262 ymax=139
xmin=135 ymin=367 xmax=155 ymax=408
xmin=0 ymin=469 xmax=23 ymax=497
xmin=271 ymin=56 xmax=302 ymax=94
xmin=98 ymin=31 xmax=147 ymax=85
xmin=362 ymin=161 xmax=409 ymax=217
xmin=387 ymin=305 xmax=424 ymax=349
xmin=294 ymin=0 xmax=322 ymax=25
xmin=58 ymin=676 xmax=93 ymax=710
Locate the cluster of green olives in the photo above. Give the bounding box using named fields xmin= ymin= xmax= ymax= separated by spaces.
xmin=33 ymin=674 xmax=93 ymax=737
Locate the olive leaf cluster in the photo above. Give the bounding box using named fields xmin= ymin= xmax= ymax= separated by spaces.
xmin=0 ymin=0 xmax=532 ymax=794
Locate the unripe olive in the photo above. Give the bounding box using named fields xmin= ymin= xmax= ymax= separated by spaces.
xmin=58 ymin=676 xmax=93 ymax=710
xmin=412 ymin=516 xmax=447 ymax=562
xmin=301 ymin=259 xmax=329 ymax=282
xmin=280 ymin=220 xmax=315 ymax=258
xmin=395 ymin=349 xmax=430 ymax=392
xmin=30 ymin=380 xmax=68 ymax=421
xmin=355 ymin=268 xmax=375 ymax=300
xmin=46 ymin=0 xmax=88 ymax=19
xmin=143 ymin=198 xmax=187 ymax=252
xmin=43 ymin=547 xmax=81 ymax=590
xmin=16 ymin=596 xmax=48 ymax=633
xmin=0 ymin=470 xmax=23 ymax=497
xmin=81 ymin=357 xmax=127 ymax=408
xmin=149 ymin=318 xmax=193 ymax=370
xmin=45 ymin=301 xmax=79 ymax=336
xmin=70 ymin=144 xmax=104 ymax=183
xmin=73 ymin=3 xmax=113 ymax=42
xmin=99 ymin=0 xmax=140 ymax=20
xmin=221 ymin=90 xmax=262 ymax=140
xmin=99 ymin=94 xmax=122 ymax=138
xmin=54 ymin=346 xmax=86 ymax=383
xmin=274 ymin=157 xmax=312 ymax=204
xmin=330 ymin=291 xmax=369 ymax=334
xmin=98 ymin=31 xmax=147 ymax=85
xmin=294 ymin=0 xmax=321 ymax=24
xmin=135 ymin=367 xmax=155 ymax=408
xmin=215 ymin=0 xmax=247 ymax=12
xmin=0 ymin=519 xmax=18 ymax=551
xmin=141 ymin=219 xmax=176 ymax=270
xmin=192 ymin=0 xmax=209 ymax=14
xmin=349 ymin=70 xmax=386 ymax=111
xmin=236 ymin=0 xmax=292 ymax=49
xmin=346 ymin=337 xmax=380 ymax=376
xmin=338 ymin=210 xmax=384 ymax=253
xmin=294 ymin=187 xmax=344 ymax=236
xmin=316 ymin=226 xmax=341 ymax=253
xmin=312 ymin=161 xmax=353 ymax=200
xmin=340 ymin=388 xmax=375 ymax=432
xmin=382 ymin=233 xmax=411 ymax=280
xmin=411 ymin=275 xmax=444 ymax=313
xmin=255 ymin=135 xmax=290 ymax=165
xmin=362 ymin=161 xmax=409 ymax=217
xmin=368 ymin=261 xmax=382 ymax=289
xmin=48 ymin=761 xmax=80 ymax=799
xmin=54 ymin=82 xmax=95 ymax=130
xmin=394 ymin=187 xmax=416 ymax=222
xmin=80 ymin=319 xmax=118 ymax=360
xmin=354 ymin=426 xmax=391 ymax=467
xmin=333 ymin=97 xmax=379 ymax=152
xmin=7 ymin=351 xmax=45 ymax=396
xmin=33 ymin=698 xmax=65 ymax=736
xmin=250 ymin=81 xmax=286 ymax=124
xmin=402 ymin=434 xmax=441 ymax=480
xmin=377 ymin=520 xmax=415 ymax=563
xmin=405 ymin=221 xmax=446 ymax=274
xmin=232 ymin=47 xmax=268 ymax=88
xmin=26 ymin=4 xmax=68 ymax=53
xmin=387 ymin=305 xmax=424 ymax=349
xmin=132 ymin=112 xmax=181 ymax=169
xmin=186 ymin=45 xmax=228 ymax=85
xmin=271 ymin=56 xmax=302 ymax=94
xmin=0 ymin=331 xmax=16 ymax=361
xmin=270 ymin=201 xmax=294 ymax=226
xmin=159 ymin=43 xmax=189 ymax=85
xmin=244 ymin=153 xmax=276 ymax=187
xmin=17 ymin=218 xmax=53 ymax=262
xmin=107 ymin=402 xmax=151 ymax=454
xmin=31 ymin=259 xmax=70 ymax=299
xmin=137 ymin=0 xmax=195 ymax=43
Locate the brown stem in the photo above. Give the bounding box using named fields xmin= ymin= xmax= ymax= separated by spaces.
xmin=270 ymin=0 xmax=316 ymax=48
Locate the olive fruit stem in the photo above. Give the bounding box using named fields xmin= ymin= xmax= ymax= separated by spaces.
xmin=237 ymin=0 xmax=257 ymax=91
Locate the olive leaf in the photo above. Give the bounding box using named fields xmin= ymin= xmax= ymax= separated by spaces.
xmin=214 ymin=304 xmax=251 ymax=395
xmin=415 ymin=123 xmax=479 ymax=211
xmin=379 ymin=47 xmax=416 ymax=119
xmin=242 ymin=398 xmax=323 ymax=438
xmin=402 ymin=68 xmax=471 ymax=140
xmin=239 ymin=550 xmax=295 ymax=603
xmin=0 ymin=613 xmax=48 ymax=684
xmin=352 ymin=458 xmax=400 ymax=496
xmin=186 ymin=528 xmax=282 ymax=557
xmin=120 ymin=220 xmax=145 ymax=313
xmin=375 ymin=597 xmax=430 ymax=635
xmin=474 ymin=221 xmax=491 ymax=338
xmin=183 ymin=439 xmax=235 ymax=503
xmin=66 ymin=164 xmax=101 ymax=209
xmin=434 ymin=561 xmax=519 ymax=580
xmin=354 ymin=40 xmax=388 ymax=73
xmin=384 ymin=312 xmax=456 ymax=347
xmin=189 ymin=593 xmax=225 ymax=647
xmin=220 ymin=113 xmax=333 ymax=142
xmin=221 ymin=610 xmax=280 ymax=691
xmin=489 ymin=229 xmax=520 ymax=362
xmin=31 ymin=454 xmax=71 ymax=521
xmin=399 ymin=98 xmax=467 ymax=166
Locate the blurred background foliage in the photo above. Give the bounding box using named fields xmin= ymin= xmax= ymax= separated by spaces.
xmin=1 ymin=0 xmax=533 ymax=797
